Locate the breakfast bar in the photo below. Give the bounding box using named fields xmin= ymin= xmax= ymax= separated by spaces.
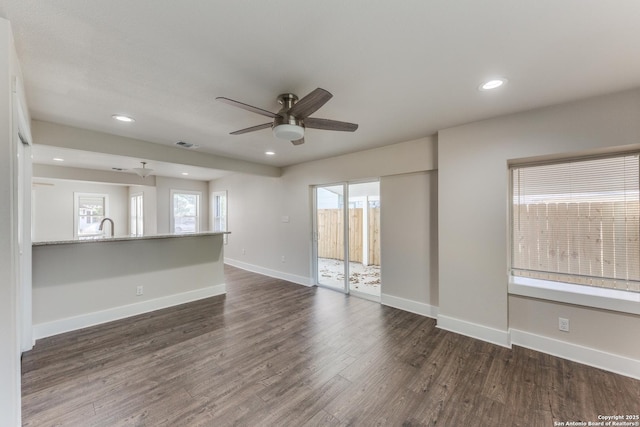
xmin=32 ymin=232 xmax=228 ymax=340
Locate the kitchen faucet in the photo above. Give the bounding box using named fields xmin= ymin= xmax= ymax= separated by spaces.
xmin=99 ymin=217 xmax=114 ymax=237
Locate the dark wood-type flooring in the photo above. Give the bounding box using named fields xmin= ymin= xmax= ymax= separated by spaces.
xmin=22 ymin=265 xmax=640 ymax=426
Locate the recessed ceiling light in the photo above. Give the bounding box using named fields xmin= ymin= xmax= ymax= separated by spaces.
xmin=52 ymin=157 xmax=64 ymax=162
xmin=265 ymin=151 xmax=275 ymax=156
xmin=112 ymin=114 xmax=135 ymax=123
xmin=479 ymin=78 xmax=507 ymax=91
xmin=181 ymin=172 xmax=189 ymax=176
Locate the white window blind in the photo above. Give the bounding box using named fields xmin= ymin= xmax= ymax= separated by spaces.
xmin=511 ymin=154 xmax=640 ymax=292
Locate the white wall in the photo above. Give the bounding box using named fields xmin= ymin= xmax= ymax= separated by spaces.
xmin=32 ymin=180 xmax=129 ymax=242
xmin=155 ymin=176 xmax=209 ymax=234
xmin=211 ymin=136 xmax=438 ymax=309
xmin=0 ymin=17 xmax=25 ymax=427
xmin=438 ymin=88 xmax=640 ymax=364
xmin=31 ymin=170 xmax=211 ymax=239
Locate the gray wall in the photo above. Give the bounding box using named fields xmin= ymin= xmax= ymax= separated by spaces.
xmin=381 ymin=171 xmax=438 ymax=313
xmin=211 ymin=136 xmax=439 ymax=310
xmin=32 ymin=234 xmax=225 ymax=336
xmin=215 ymin=87 xmax=640 ymax=376
xmin=438 ymin=88 xmax=640 ymax=358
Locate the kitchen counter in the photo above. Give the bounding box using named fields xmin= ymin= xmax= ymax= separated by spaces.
xmin=32 ymin=231 xmax=228 ymax=340
xmin=33 ymin=231 xmax=229 ymax=246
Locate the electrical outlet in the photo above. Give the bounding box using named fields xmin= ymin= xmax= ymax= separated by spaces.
xmin=558 ymin=317 xmax=570 ymax=332
xmin=281 ymin=256 xmax=286 ymax=263
xmin=242 ymin=248 xmax=246 ymax=255
xmin=136 ymin=285 xmax=144 ymax=296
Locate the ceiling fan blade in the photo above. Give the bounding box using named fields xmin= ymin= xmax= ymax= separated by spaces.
xmin=304 ymin=117 xmax=358 ymax=132
xmin=288 ymin=88 xmax=333 ymax=118
xmin=216 ymin=97 xmax=279 ymax=119
xmin=291 ymin=137 xmax=305 ymax=145
xmin=229 ymin=122 xmax=273 ymax=135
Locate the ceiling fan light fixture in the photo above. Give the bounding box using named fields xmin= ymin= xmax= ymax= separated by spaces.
xmin=132 ymin=161 xmax=153 ymax=178
xmin=218 ymin=88 xmax=357 ymax=145
xmin=273 ymin=123 xmax=304 ymax=141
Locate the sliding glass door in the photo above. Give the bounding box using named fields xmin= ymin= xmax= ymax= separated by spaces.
xmin=314 ymin=184 xmax=348 ymax=292
xmin=346 ymin=181 xmax=381 ymax=298
xmin=313 ymin=181 xmax=381 ymax=299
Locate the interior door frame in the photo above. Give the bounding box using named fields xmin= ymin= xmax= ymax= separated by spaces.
xmin=14 ymin=88 xmax=33 ymax=352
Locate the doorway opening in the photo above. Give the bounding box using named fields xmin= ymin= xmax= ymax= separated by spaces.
xmin=313 ymin=181 xmax=381 ymax=300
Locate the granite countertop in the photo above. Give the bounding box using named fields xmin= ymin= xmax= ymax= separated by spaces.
xmin=33 ymin=231 xmax=230 ymax=246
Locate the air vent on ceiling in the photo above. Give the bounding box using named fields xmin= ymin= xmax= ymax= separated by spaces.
xmin=176 ymin=141 xmax=199 ymax=149
xmin=112 ymin=167 xmax=127 ymax=171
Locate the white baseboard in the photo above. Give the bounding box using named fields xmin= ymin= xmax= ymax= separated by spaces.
xmin=437 ymin=314 xmax=511 ymax=348
xmin=350 ymin=290 xmax=381 ymax=303
xmin=381 ymin=293 xmax=438 ymax=319
xmin=511 ymin=329 xmax=640 ymax=380
xmin=225 ymin=258 xmax=313 ymax=287
xmin=33 ymin=284 xmax=226 ymax=340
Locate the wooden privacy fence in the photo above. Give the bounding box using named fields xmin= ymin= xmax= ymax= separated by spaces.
xmin=512 ymin=201 xmax=640 ymax=291
xmin=317 ymin=208 xmax=380 ymax=265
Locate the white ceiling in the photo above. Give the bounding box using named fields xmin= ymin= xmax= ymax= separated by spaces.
xmin=2 ymin=1 xmax=640 ymax=175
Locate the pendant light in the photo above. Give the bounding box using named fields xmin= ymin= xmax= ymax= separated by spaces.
xmin=133 ymin=161 xmax=153 ymax=178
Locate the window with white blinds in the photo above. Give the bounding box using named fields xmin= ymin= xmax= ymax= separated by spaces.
xmin=511 ymin=153 xmax=640 ymax=293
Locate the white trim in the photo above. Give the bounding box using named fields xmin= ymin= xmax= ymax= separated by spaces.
xmin=170 ymin=189 xmax=201 ymax=234
xmin=73 ymin=192 xmax=109 ymax=239
xmin=437 ymin=314 xmax=511 ymax=348
xmin=511 ymin=329 xmax=640 ymax=380
xmin=33 ymin=284 xmax=226 ymax=340
xmin=509 ymin=277 xmax=640 ymax=315
xmin=129 ymin=192 xmax=144 ymax=237
xmin=381 ymin=293 xmax=438 ymax=318
xmin=225 ymin=258 xmax=313 ymax=287
xmin=350 ymin=289 xmax=380 ymax=303
xmin=210 ymin=190 xmax=228 ymax=244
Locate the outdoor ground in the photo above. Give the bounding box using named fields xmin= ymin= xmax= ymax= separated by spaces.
xmin=317 ymin=258 xmax=381 ymax=297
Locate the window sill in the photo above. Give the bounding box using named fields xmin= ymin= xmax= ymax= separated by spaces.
xmin=509 ymin=276 xmax=640 ymax=315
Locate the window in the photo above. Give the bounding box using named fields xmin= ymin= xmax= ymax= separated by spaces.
xmin=130 ymin=193 xmax=144 ymax=236
xmin=510 ymin=153 xmax=639 ymax=293
xmin=171 ymin=190 xmax=200 ymax=233
xmin=74 ymin=193 xmax=109 ymax=239
xmin=211 ymin=191 xmax=227 ymax=243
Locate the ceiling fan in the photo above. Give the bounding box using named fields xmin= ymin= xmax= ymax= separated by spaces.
xmin=216 ymin=88 xmax=358 ymax=145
